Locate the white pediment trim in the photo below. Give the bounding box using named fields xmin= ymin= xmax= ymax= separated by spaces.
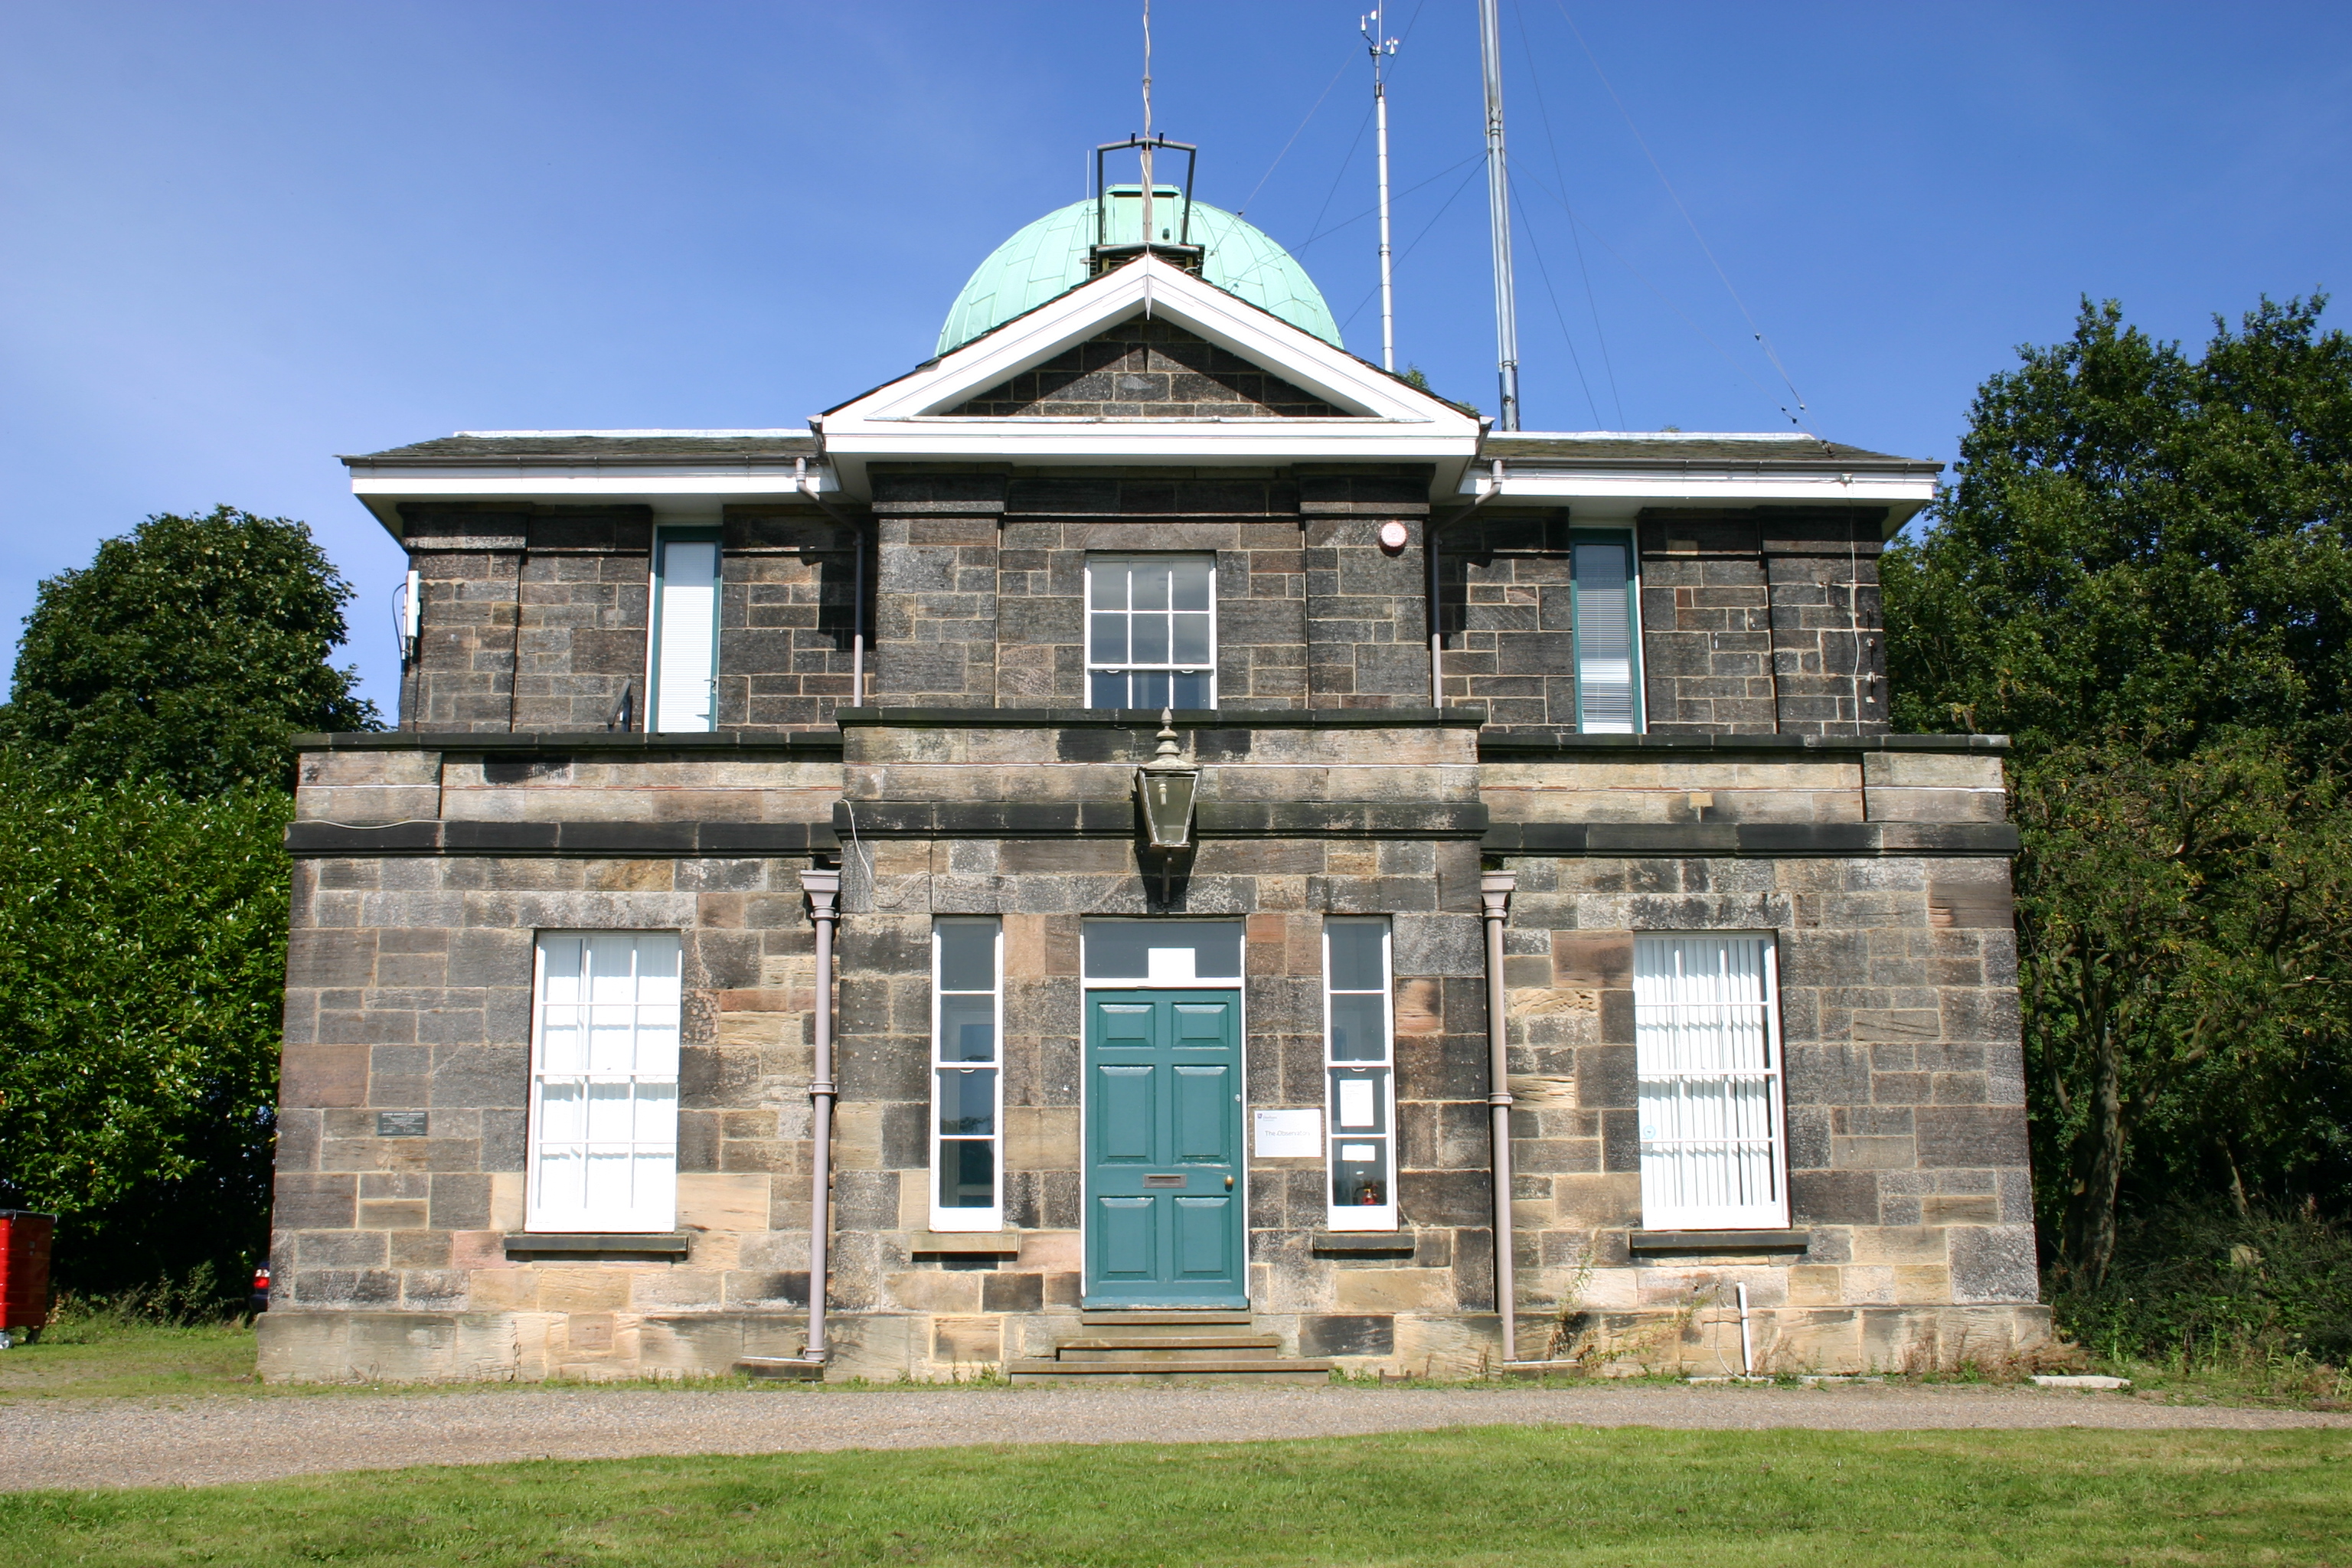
xmin=824 ymin=258 xmax=1480 ymax=432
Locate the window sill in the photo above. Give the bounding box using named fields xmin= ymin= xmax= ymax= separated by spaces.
xmin=1312 ymin=1231 xmax=1417 ymax=1256
xmin=503 ymin=1233 xmax=691 ymax=1259
xmin=1627 ymin=1229 xmax=1810 ymax=1255
xmin=910 ymin=1230 xmax=1021 ymax=1256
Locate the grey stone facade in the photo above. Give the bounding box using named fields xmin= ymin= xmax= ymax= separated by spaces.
xmin=269 ymin=254 xmax=2031 ymax=1383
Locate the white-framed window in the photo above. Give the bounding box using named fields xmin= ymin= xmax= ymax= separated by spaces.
xmin=1324 ymin=916 xmax=1397 ymax=1232
xmin=525 ymin=932 xmax=682 ymax=1233
xmin=1633 ymin=933 xmax=1789 ymax=1230
xmin=932 ymin=917 xmax=1004 ymax=1231
xmin=1572 ymin=531 xmax=1642 ymax=733
xmin=1086 ymin=554 xmax=1217 ymax=710
xmin=648 ymin=527 xmax=720 ymax=733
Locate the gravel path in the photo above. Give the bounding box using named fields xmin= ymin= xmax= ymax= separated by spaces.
xmin=5 ymin=1383 xmax=2345 ymax=1493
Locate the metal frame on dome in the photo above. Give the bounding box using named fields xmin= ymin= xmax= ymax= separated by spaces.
xmin=1090 ymin=135 xmax=1200 ymax=275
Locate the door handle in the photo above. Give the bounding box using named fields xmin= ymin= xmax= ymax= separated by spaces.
xmin=1224 ymin=1174 xmax=1234 ymax=1190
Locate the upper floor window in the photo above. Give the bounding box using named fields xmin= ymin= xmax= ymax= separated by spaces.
xmin=1571 ymin=532 xmax=1642 ymax=733
xmin=648 ymin=528 xmax=720 ymax=733
xmin=1087 ymin=554 xmax=1216 ymax=710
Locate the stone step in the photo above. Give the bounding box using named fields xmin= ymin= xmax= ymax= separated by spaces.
xmin=1057 ymin=1341 xmax=1285 ymax=1364
xmin=1078 ymin=1310 xmax=1254 ymax=1330
xmin=1057 ymin=1334 xmax=1282 ymax=1357
xmin=1007 ymin=1356 xmax=1332 ymax=1387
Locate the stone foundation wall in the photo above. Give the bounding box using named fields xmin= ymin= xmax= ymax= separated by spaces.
xmin=255 ymin=1301 xmax=2052 ymax=1383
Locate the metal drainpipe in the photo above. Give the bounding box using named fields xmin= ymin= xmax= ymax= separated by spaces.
xmin=1481 ymin=869 xmax=1518 ymax=1362
xmin=796 ymin=460 xmax=866 ymax=706
xmin=799 ymin=867 xmax=841 ymax=1363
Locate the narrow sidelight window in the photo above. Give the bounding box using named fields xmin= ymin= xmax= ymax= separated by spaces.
xmin=649 ymin=528 xmax=721 ymax=732
xmin=1633 ymin=934 xmax=1788 ymax=1230
xmin=1086 ymin=554 xmax=1217 ymax=710
xmin=1324 ymin=917 xmax=1397 ymax=1232
xmin=932 ymin=917 xmax=1004 ymax=1231
xmin=1571 ymin=532 xmax=1641 ymax=733
xmin=527 ymin=932 xmax=681 ymax=1233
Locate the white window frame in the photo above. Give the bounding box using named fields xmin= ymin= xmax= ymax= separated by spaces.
xmin=646 ymin=526 xmax=721 ymax=733
xmin=524 ymin=931 xmax=682 ymax=1234
xmin=1084 ymin=553 xmax=1218 ymax=711
xmin=930 ymin=916 xmax=1005 ymax=1233
xmin=1633 ymin=932 xmax=1789 ymax=1230
xmin=1570 ymin=530 xmax=1644 ymax=733
xmin=1323 ymin=916 xmax=1398 ymax=1233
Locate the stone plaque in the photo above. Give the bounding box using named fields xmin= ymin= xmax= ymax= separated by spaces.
xmin=376 ymin=1111 xmax=428 ymax=1138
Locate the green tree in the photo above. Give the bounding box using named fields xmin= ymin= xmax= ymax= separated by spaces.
xmin=1886 ymin=296 xmax=2352 ymax=756
xmin=1 ymin=506 xmax=378 ymax=795
xmin=2014 ymin=741 xmax=2352 ymax=1285
xmin=0 ymin=765 xmax=292 ymax=1290
xmin=1886 ymin=296 xmax=2352 ymax=1285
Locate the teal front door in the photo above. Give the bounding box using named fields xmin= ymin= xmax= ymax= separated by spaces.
xmin=1084 ymin=989 xmax=1246 ymax=1308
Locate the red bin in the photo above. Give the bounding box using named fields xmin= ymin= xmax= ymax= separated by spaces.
xmin=0 ymin=1211 xmax=57 ymax=1338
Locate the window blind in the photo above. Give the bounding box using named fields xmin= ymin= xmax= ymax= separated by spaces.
xmin=652 ymin=536 xmax=718 ymax=733
xmin=527 ymin=932 xmax=681 ymax=1233
xmin=1573 ymin=537 xmax=1638 ymax=733
xmin=1633 ymin=934 xmax=1788 ymax=1230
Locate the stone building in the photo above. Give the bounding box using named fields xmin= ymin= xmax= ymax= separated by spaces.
xmin=259 ymin=181 xmax=2045 ymax=1383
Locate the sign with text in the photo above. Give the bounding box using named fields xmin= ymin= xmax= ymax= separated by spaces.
xmin=1253 ymin=1109 xmax=1322 ymax=1159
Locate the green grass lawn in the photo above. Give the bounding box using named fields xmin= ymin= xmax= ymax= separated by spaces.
xmin=3 ymin=1426 xmax=2347 ymax=1566
xmin=0 ymin=1319 xmax=263 ymax=1400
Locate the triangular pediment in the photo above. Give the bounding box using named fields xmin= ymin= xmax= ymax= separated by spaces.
xmin=946 ymin=318 xmax=1354 ymax=419
xmin=815 ymin=257 xmax=1483 ymax=498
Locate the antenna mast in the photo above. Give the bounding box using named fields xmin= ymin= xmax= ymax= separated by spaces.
xmin=1363 ymin=7 xmax=1399 ymax=372
xmin=1477 ymin=0 xmax=1521 ymax=429
xmin=1139 ymin=0 xmax=1155 ymax=255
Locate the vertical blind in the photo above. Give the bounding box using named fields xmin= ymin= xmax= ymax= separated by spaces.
xmin=1573 ymin=537 xmax=1638 ymax=733
xmin=1632 ymin=934 xmax=1788 ymax=1230
xmin=528 ymin=932 xmax=681 ymax=1233
xmin=653 ymin=536 xmax=718 ymax=733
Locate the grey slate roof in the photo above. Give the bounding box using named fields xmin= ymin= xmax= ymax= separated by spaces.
xmin=1485 ymin=432 xmax=1939 ymax=471
xmin=345 ymin=433 xmax=819 ymax=466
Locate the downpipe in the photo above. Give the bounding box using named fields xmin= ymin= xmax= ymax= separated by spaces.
xmin=799 ymin=868 xmax=842 ymax=1364
xmin=1428 ymin=458 xmax=1504 ymax=707
xmin=1480 ymin=870 xmax=1517 ymax=1363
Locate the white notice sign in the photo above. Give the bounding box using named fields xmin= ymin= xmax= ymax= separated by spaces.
xmin=1338 ymin=1078 xmax=1377 ymax=1129
xmin=1253 ymin=1109 xmax=1322 ymax=1158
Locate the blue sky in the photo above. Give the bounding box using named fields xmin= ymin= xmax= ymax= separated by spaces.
xmin=5 ymin=2 xmax=2347 ymax=714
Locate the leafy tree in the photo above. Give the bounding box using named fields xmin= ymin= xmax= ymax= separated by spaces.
xmin=1 ymin=506 xmax=378 ymax=795
xmin=2014 ymin=740 xmax=2352 ymax=1284
xmin=0 ymin=764 xmax=292 ymax=1291
xmin=1886 ymin=296 xmax=2352 ymax=1285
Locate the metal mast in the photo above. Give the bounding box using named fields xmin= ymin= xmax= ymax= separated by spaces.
xmin=1364 ymin=8 xmax=1399 ymax=372
xmin=1139 ymin=0 xmax=1155 ymax=253
xmin=1477 ymin=0 xmax=1521 ymax=429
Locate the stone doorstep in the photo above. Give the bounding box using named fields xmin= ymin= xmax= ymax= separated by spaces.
xmin=1018 ymin=1310 xmax=1332 ymax=1384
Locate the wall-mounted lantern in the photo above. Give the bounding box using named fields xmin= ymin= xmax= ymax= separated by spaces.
xmin=1134 ymin=708 xmax=1199 ymax=851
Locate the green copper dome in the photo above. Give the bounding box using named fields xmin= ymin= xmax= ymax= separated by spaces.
xmin=938 ymin=187 xmax=1343 ymax=356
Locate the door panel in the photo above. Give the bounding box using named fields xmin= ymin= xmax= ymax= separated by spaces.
xmin=1096 ymin=1066 xmax=1156 ymax=1162
xmin=1172 ymin=1064 xmax=1232 ymax=1161
xmin=1085 ymin=989 xmax=1245 ymax=1307
xmin=1173 ymin=1197 xmax=1235 ymax=1280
